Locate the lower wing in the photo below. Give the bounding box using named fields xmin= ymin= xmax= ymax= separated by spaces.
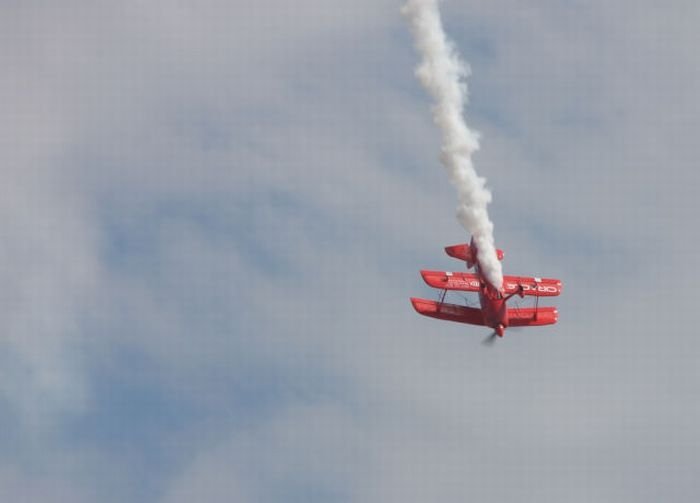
xmin=410 ymin=298 xmax=486 ymax=326
xmin=507 ymin=306 xmax=558 ymax=327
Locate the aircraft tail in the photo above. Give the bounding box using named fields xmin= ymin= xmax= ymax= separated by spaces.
xmin=445 ymin=243 xmax=504 ymax=268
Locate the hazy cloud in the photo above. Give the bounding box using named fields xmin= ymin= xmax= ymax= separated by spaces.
xmin=1 ymin=1 xmax=699 ymax=501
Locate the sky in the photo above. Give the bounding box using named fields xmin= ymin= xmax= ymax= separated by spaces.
xmin=2 ymin=1 xmax=700 ymax=501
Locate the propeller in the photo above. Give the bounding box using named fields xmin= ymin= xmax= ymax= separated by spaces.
xmin=481 ymin=331 xmax=498 ymax=346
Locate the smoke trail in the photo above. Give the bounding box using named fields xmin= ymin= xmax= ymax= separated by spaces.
xmin=402 ymin=0 xmax=503 ymax=289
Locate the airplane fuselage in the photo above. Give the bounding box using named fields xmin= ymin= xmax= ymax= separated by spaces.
xmin=476 ymin=267 xmax=508 ymax=336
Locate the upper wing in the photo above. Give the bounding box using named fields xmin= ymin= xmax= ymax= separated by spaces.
xmin=503 ymin=275 xmax=562 ymax=297
xmin=420 ymin=270 xmax=482 ymax=292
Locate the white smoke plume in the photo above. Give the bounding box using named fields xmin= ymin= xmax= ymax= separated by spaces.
xmin=402 ymin=0 xmax=503 ymax=289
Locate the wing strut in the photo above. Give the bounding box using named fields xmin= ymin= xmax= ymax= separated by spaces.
xmin=437 ymin=289 xmax=447 ymax=310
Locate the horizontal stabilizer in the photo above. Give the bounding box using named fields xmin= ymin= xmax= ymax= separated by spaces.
xmin=503 ymin=276 xmax=562 ymax=297
xmin=420 ymin=270 xmax=482 ymax=292
xmin=507 ymin=306 xmax=558 ymax=327
xmin=410 ymin=298 xmax=486 ymax=326
xmin=445 ymin=243 xmax=504 ymax=265
xmin=444 ymin=243 xmax=474 ymax=263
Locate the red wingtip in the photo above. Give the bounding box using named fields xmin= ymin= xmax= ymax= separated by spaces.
xmin=410 ymin=297 xmax=438 ymax=315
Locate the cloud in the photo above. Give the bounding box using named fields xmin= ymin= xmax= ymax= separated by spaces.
xmin=1 ymin=1 xmax=700 ymax=502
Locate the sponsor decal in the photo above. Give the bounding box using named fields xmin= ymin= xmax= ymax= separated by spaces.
xmin=505 ymin=282 xmax=559 ymax=294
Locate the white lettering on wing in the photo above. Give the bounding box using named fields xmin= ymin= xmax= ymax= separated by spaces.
xmin=506 ymin=282 xmax=559 ymax=294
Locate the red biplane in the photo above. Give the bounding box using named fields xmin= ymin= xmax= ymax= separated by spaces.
xmin=410 ymin=238 xmax=562 ymax=342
